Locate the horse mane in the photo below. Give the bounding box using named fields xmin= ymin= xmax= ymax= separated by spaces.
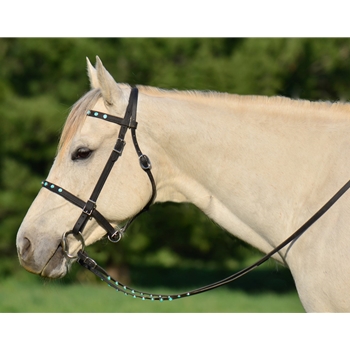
xmin=138 ymin=85 xmax=350 ymax=112
xmin=58 ymin=85 xmax=350 ymax=157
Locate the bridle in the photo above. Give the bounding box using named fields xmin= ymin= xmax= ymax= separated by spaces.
xmin=42 ymin=86 xmax=350 ymax=301
xmin=43 ymin=87 xmax=156 ymax=247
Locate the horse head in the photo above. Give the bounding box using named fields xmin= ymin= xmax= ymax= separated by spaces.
xmin=16 ymin=57 xmax=155 ymax=278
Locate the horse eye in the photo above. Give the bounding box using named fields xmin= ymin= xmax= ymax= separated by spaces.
xmin=72 ymin=147 xmax=93 ymax=161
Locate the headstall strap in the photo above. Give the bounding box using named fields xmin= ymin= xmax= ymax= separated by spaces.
xmin=41 ymin=86 xmax=350 ymax=302
xmin=71 ymin=87 xmax=141 ymax=237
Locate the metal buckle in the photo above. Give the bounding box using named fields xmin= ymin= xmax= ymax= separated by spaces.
xmin=113 ymin=138 xmax=126 ymax=155
xmin=82 ymin=199 xmax=96 ymax=216
xmin=139 ymin=154 xmax=152 ymax=170
xmin=77 ymin=250 xmax=97 ymax=269
xmin=62 ymin=230 xmax=86 ymax=259
xmin=82 ymin=255 xmax=97 ymax=269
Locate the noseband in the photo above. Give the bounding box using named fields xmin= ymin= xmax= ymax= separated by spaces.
xmin=42 ymin=86 xmax=350 ymax=302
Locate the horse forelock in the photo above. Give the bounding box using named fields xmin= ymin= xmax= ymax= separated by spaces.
xmin=57 ymin=89 xmax=102 ymax=157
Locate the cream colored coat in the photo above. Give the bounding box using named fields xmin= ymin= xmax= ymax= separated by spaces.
xmin=17 ymin=57 xmax=350 ymax=312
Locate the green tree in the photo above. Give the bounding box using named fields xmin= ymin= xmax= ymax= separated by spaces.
xmin=2 ymin=38 xmax=350 ymax=282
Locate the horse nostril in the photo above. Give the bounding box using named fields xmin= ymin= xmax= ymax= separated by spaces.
xmin=18 ymin=237 xmax=32 ymax=260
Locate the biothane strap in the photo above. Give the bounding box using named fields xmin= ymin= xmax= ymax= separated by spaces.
xmin=72 ymin=87 xmax=140 ymax=237
xmin=42 ymin=180 xmax=120 ymax=239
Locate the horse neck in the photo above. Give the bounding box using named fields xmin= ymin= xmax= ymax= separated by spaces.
xmin=137 ymin=89 xmax=350 ymax=257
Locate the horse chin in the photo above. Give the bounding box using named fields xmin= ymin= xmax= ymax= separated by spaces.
xmin=40 ymin=245 xmax=71 ymax=279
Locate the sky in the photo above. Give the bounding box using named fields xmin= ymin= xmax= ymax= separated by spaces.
xmin=1 ymin=1 xmax=348 ymax=37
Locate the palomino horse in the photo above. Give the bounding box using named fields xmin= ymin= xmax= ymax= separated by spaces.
xmin=16 ymin=57 xmax=350 ymax=312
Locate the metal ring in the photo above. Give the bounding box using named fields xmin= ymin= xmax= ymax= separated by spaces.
xmin=61 ymin=230 xmax=86 ymax=259
xmin=108 ymin=231 xmax=122 ymax=243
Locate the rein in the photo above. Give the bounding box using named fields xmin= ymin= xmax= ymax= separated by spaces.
xmin=42 ymin=86 xmax=350 ymax=301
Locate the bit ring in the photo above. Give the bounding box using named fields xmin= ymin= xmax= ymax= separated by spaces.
xmin=62 ymin=230 xmax=85 ymax=259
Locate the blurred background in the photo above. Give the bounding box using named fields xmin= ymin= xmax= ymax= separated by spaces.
xmin=1 ymin=38 xmax=350 ymax=312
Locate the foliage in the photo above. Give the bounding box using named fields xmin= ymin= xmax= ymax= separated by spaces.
xmin=1 ymin=270 xmax=304 ymax=312
xmin=2 ymin=38 xmax=350 ymax=280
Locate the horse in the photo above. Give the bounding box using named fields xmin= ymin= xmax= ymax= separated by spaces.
xmin=16 ymin=56 xmax=350 ymax=312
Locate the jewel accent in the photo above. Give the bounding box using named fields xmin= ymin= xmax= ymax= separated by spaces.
xmin=94 ymin=112 xmax=98 ymax=116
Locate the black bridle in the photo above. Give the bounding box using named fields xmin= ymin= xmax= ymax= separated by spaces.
xmin=42 ymin=86 xmax=350 ymax=301
xmin=43 ymin=87 xmax=156 ymax=248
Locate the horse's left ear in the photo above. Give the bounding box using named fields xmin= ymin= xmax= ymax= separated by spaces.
xmin=95 ymin=56 xmax=124 ymax=106
xmin=86 ymin=57 xmax=99 ymax=89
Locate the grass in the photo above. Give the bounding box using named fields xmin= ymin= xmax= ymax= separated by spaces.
xmin=0 ymin=265 xmax=305 ymax=312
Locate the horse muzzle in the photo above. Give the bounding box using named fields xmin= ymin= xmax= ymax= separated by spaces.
xmin=16 ymin=232 xmax=70 ymax=278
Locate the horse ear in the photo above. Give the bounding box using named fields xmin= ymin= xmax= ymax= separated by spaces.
xmin=86 ymin=57 xmax=99 ymax=89
xmin=95 ymin=56 xmax=123 ymax=106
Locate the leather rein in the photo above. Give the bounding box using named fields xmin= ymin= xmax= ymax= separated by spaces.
xmin=42 ymin=86 xmax=350 ymax=301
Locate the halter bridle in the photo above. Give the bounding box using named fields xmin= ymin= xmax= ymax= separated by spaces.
xmin=43 ymin=87 xmax=156 ymax=245
xmin=42 ymin=86 xmax=350 ymax=302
